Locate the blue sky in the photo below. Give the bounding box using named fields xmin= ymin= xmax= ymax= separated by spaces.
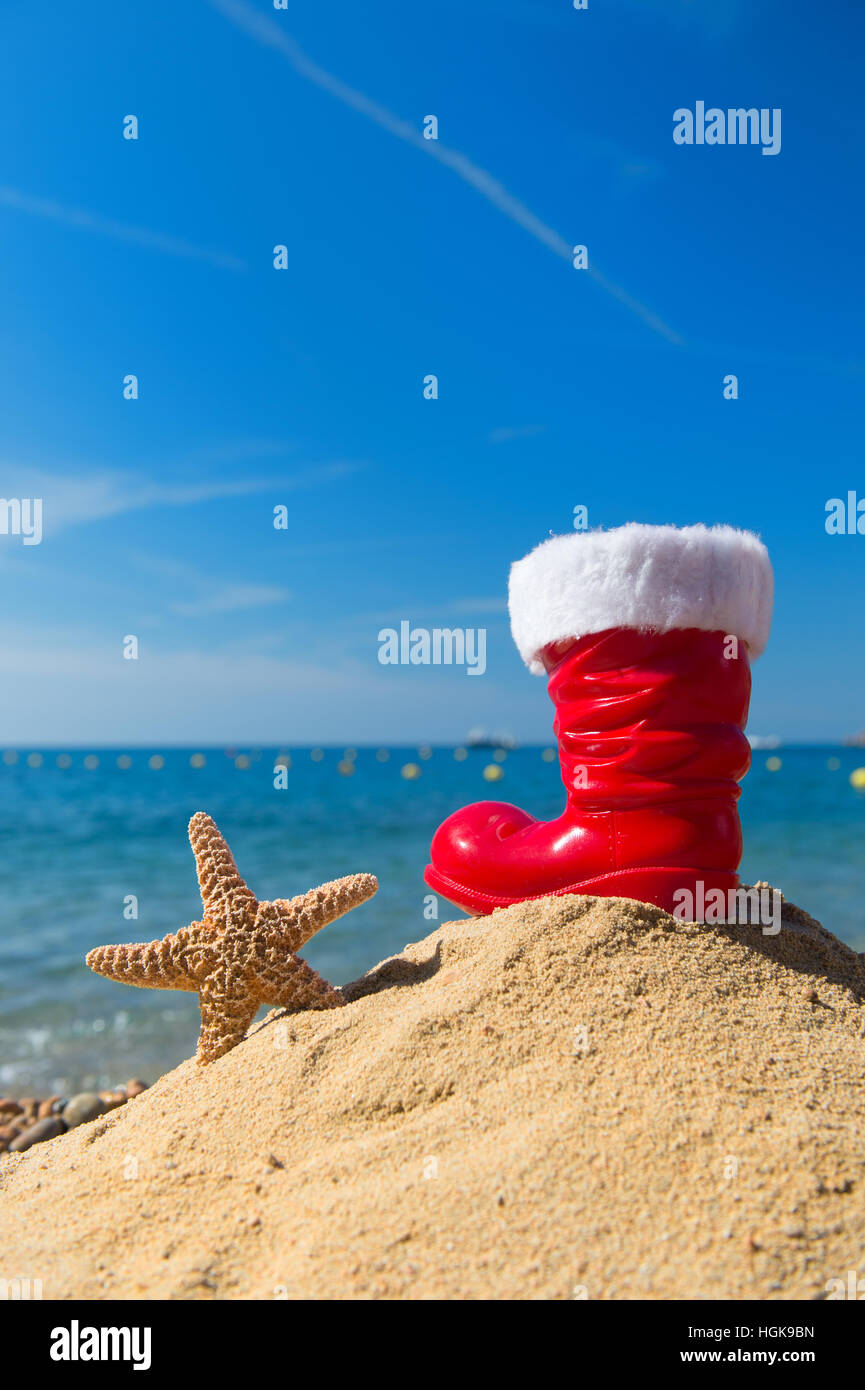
xmin=0 ymin=0 xmax=862 ymax=744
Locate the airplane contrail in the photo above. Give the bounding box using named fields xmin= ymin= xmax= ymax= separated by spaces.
xmin=208 ymin=0 xmax=682 ymax=344
xmin=0 ymin=184 xmax=247 ymax=271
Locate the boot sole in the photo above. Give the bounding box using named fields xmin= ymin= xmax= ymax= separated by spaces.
xmin=423 ymin=864 xmax=741 ymax=921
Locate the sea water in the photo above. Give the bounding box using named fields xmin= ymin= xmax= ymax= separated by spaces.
xmin=0 ymin=745 xmax=862 ymax=1094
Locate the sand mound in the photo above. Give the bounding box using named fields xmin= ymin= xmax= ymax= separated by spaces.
xmin=2 ymin=893 xmax=865 ymax=1300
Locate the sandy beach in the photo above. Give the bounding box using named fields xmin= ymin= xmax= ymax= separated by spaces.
xmin=1 ymin=890 xmax=864 ymax=1300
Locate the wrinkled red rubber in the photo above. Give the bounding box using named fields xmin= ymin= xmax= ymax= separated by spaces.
xmin=424 ymin=627 xmax=752 ymax=919
xmin=424 ymin=863 xmax=741 ymax=919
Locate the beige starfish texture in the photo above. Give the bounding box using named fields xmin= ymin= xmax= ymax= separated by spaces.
xmin=87 ymin=812 xmax=377 ymax=1064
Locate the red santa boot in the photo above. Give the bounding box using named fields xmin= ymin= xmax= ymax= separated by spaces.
xmin=424 ymin=523 xmax=773 ymax=919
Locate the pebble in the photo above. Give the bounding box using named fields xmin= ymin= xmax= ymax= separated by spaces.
xmin=0 ymin=1123 xmax=22 ymax=1150
xmin=63 ymin=1093 xmax=106 ymax=1129
xmin=9 ymin=1116 xmax=66 ymax=1152
xmin=99 ymin=1091 xmax=127 ymax=1111
xmin=0 ymin=1077 xmax=148 ymax=1155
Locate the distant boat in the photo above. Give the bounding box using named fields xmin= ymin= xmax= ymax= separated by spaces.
xmin=843 ymin=729 xmax=865 ymax=747
xmin=748 ymin=734 xmax=782 ymax=750
xmin=466 ymin=728 xmax=517 ymax=750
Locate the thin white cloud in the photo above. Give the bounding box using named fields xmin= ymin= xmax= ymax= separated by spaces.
xmin=0 ymin=185 xmax=246 ymax=272
xmin=449 ymin=597 xmax=509 ymax=614
xmin=0 ymin=470 xmax=268 ymax=533
xmin=0 ymin=630 xmax=504 ymax=743
xmin=171 ymin=583 xmax=290 ymax=617
xmin=209 ymin=0 xmax=682 ymax=344
xmin=357 ymin=597 xmax=509 ymax=625
xmin=0 ymin=460 xmax=360 ymax=534
xmin=180 ymin=439 xmax=296 ymax=464
xmin=488 ymin=425 xmax=545 ymax=444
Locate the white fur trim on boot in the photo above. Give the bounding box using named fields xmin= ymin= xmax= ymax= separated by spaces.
xmin=509 ymin=523 xmax=773 ymax=673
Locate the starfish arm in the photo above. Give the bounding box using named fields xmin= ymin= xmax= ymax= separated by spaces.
xmin=196 ymin=971 xmax=259 ymax=1064
xmin=188 ymin=812 xmax=257 ymax=921
xmin=91 ymin=815 xmax=371 ymax=1065
xmin=255 ymin=954 xmax=344 ymax=1013
xmin=261 ymin=872 xmax=378 ymax=952
xmin=86 ymin=933 xmax=196 ymax=991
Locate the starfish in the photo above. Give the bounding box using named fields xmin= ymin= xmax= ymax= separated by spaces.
xmin=87 ymin=812 xmax=377 ymax=1064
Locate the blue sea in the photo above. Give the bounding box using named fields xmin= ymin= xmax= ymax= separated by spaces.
xmin=1 ymin=745 xmax=863 ymax=1096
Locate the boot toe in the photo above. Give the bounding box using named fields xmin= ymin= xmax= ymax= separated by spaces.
xmin=428 ymin=801 xmax=537 ymax=895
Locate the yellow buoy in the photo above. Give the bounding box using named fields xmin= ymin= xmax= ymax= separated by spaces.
xmin=84 ymin=755 xmax=99 ymax=770
xmin=401 ymin=762 xmax=422 ymax=780
xmin=311 ymin=748 xmax=324 ymax=762
xmin=2 ymin=750 xmax=18 ymax=765
xmin=116 ymin=755 xmax=132 ymax=770
xmin=493 ymin=748 xmax=507 ymax=762
xmin=541 ymin=748 xmax=556 ymax=763
xmin=827 ymin=757 xmax=841 ymax=771
xmin=454 ymin=747 xmax=468 ymax=761
xmin=483 ymin=764 xmax=504 ymax=782
xmin=190 ymin=753 xmax=207 ymax=768
xmin=851 ymin=767 xmax=865 ymax=790
xmin=766 ymin=756 xmax=782 ymax=772
xmin=337 ymin=759 xmax=355 ymax=776
xmin=56 ymin=754 xmax=72 ymax=769
xmin=149 ymin=754 xmax=166 ymax=770
xmin=376 ymin=748 xmax=389 ymax=762
xmin=27 ymin=753 xmax=43 ymax=768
